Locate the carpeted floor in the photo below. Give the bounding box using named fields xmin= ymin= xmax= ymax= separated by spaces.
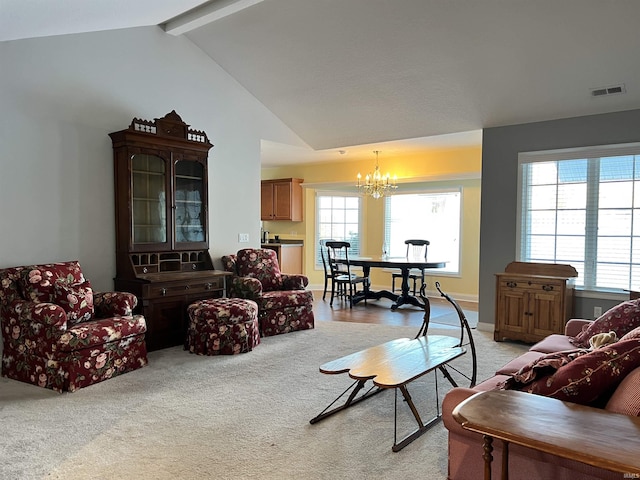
xmin=0 ymin=321 xmax=527 ymax=480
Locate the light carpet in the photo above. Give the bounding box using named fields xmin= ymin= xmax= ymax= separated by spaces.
xmin=0 ymin=321 xmax=527 ymax=480
xmin=430 ymin=310 xmax=478 ymax=329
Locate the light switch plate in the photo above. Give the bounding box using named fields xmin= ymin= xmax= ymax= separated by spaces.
xmin=238 ymin=233 xmax=249 ymax=243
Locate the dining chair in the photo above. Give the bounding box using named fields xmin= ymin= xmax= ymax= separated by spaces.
xmin=319 ymin=239 xmax=347 ymax=301
xmin=325 ymin=241 xmax=369 ymax=308
xmin=391 ymin=239 xmax=430 ymax=295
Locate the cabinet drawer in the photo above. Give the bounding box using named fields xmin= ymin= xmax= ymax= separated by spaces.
xmin=135 ymin=265 xmax=159 ymax=275
xmin=145 ymin=278 xmax=224 ymax=299
xmin=499 ymin=278 xmax=563 ymax=292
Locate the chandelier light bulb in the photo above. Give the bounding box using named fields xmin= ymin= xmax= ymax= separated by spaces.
xmin=355 ymin=150 xmax=398 ymax=199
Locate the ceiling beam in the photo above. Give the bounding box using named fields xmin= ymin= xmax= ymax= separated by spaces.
xmin=162 ymin=0 xmax=263 ymax=36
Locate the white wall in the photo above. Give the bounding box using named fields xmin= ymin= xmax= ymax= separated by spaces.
xmin=0 ymin=26 xmax=307 ymax=292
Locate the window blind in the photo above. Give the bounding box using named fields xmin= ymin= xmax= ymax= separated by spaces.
xmin=518 ymin=142 xmax=640 ymax=291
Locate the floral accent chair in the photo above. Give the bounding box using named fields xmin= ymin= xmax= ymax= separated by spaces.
xmin=221 ymin=248 xmax=315 ymax=337
xmin=0 ymin=260 xmax=148 ymax=392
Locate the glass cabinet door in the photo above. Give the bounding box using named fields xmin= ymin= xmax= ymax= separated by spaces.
xmin=131 ymin=154 xmax=167 ymax=245
xmin=174 ymin=160 xmax=205 ymax=244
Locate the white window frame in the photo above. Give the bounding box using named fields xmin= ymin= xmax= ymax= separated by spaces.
xmin=383 ymin=188 xmax=461 ymax=275
xmin=315 ymin=192 xmax=362 ymax=268
xmin=518 ymin=142 xmax=640 ymax=293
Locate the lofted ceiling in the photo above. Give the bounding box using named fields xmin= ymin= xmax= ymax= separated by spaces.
xmin=3 ymin=0 xmax=640 ymax=166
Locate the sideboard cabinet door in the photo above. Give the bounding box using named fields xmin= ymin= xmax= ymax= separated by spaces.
xmin=494 ymin=262 xmax=578 ymax=343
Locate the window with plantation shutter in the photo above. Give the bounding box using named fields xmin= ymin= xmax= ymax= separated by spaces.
xmin=518 ymin=143 xmax=640 ymax=292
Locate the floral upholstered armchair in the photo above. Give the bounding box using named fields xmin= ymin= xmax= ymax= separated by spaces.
xmin=0 ymin=260 xmax=148 ymax=392
xmin=221 ymin=248 xmax=315 ymax=337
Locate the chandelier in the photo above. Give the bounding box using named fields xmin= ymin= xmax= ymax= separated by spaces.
xmin=356 ymin=150 xmax=398 ymax=199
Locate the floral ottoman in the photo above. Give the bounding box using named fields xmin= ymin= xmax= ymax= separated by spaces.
xmin=186 ymin=298 xmax=260 ymax=355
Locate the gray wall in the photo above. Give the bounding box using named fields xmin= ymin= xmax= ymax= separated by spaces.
xmin=479 ymin=109 xmax=640 ymax=327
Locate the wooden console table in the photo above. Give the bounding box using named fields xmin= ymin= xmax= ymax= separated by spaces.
xmin=452 ymin=389 xmax=640 ymax=480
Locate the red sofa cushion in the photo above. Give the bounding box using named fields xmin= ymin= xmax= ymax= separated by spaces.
xmin=572 ymin=299 xmax=640 ymax=347
xmin=605 ymin=366 xmax=640 ymax=416
xmin=530 ymin=334 xmax=578 ymax=353
xmin=621 ymin=326 xmax=640 ymax=341
xmin=57 ymin=314 xmax=147 ymax=352
xmin=520 ymin=338 xmax=640 ymax=406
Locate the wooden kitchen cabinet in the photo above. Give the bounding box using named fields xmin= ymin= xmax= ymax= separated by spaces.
xmin=494 ymin=262 xmax=578 ymax=343
xmin=261 ymin=178 xmax=303 ymax=221
xmin=110 ymin=111 xmax=230 ymax=351
xmin=262 ymin=243 xmax=303 ymax=274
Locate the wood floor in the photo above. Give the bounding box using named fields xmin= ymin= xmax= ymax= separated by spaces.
xmin=310 ymin=289 xmax=477 ymax=328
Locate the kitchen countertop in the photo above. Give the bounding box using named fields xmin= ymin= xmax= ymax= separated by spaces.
xmin=262 ymin=240 xmax=304 ymax=246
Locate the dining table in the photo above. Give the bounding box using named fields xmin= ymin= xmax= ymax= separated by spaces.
xmin=344 ymin=256 xmax=446 ymax=312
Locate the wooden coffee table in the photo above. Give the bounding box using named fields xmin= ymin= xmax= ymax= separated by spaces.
xmin=453 ymin=389 xmax=640 ymax=480
xmin=310 ymin=335 xmax=466 ymax=451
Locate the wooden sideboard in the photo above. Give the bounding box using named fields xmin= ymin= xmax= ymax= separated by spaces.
xmin=495 ymin=262 xmax=578 ymax=343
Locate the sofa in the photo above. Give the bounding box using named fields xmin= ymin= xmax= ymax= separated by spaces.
xmin=1 ymin=261 xmax=148 ymax=392
xmin=221 ymin=248 xmax=315 ymax=337
xmin=443 ymin=299 xmax=640 ymax=480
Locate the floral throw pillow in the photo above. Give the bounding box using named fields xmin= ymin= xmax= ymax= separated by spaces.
xmin=572 ymin=299 xmax=640 ymax=347
xmin=20 ymin=262 xmax=85 ymax=303
xmin=499 ymin=349 xmax=589 ymax=390
xmin=236 ymin=249 xmax=283 ymax=292
xmin=519 ymin=338 xmax=640 ymax=406
xmin=53 ymin=281 xmax=94 ymax=325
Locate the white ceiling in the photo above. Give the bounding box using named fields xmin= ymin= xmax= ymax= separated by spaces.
xmin=3 ymin=0 xmax=640 ymax=167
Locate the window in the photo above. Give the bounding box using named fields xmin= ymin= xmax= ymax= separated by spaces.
xmin=518 ymin=143 xmax=640 ymax=291
xmin=384 ymin=190 xmax=461 ymax=274
xmin=315 ymin=193 xmax=361 ymax=266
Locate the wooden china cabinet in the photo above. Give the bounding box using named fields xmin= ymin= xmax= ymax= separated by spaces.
xmin=110 ymin=111 xmax=230 ymax=351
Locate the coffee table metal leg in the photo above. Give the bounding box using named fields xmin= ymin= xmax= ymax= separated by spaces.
xmin=391 ymin=382 xmax=442 ymax=452
xmin=310 ymin=379 xmax=384 ymax=424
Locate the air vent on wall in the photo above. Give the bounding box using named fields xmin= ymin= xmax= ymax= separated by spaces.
xmin=590 ymin=83 xmax=626 ymax=98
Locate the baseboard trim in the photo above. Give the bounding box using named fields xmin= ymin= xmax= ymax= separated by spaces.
xmin=475 ymin=321 xmax=494 ymax=332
